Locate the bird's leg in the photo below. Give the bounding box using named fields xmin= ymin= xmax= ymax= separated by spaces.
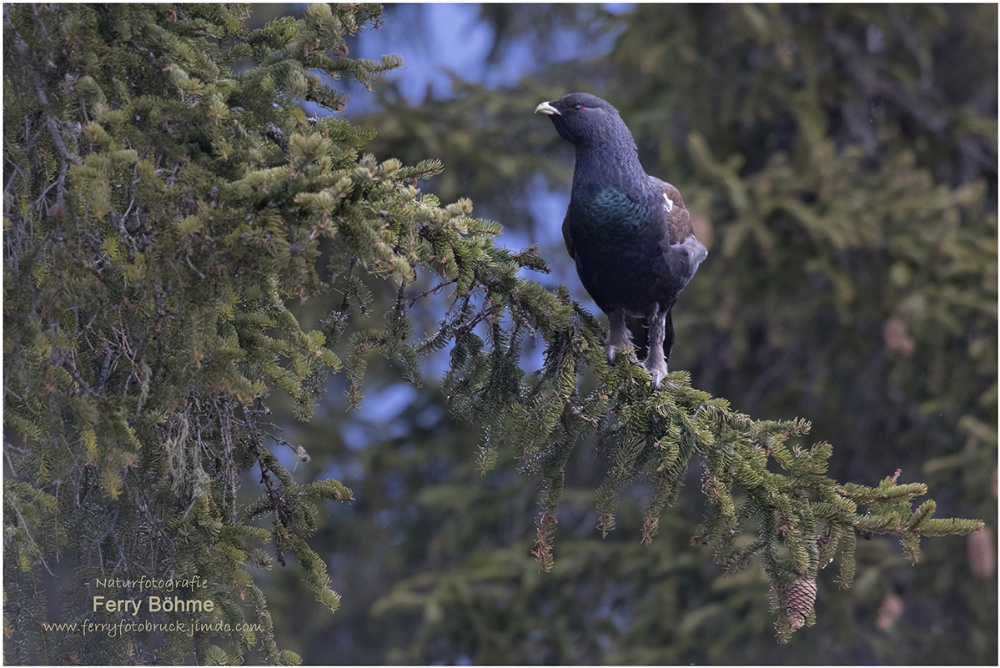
xmin=663 ymin=308 xmax=675 ymax=365
xmin=605 ymin=310 xmax=633 ymax=362
xmin=643 ymin=306 xmax=668 ymax=388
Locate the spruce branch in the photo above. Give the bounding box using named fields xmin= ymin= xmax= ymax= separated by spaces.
xmin=324 ymin=169 xmax=986 ymax=640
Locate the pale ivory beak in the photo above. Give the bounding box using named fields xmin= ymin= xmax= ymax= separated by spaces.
xmin=534 ymin=101 xmax=560 ymax=116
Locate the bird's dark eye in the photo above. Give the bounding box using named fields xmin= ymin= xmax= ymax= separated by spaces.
xmin=573 ymin=104 xmax=585 ymax=111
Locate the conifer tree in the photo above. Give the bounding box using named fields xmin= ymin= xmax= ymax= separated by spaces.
xmin=3 ymin=3 xmax=989 ymax=664
xmin=5 ymin=3 xmax=408 ymax=663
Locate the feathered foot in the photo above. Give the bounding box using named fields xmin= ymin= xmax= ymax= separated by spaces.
xmin=604 ymin=310 xmax=633 ymax=362
xmin=643 ymin=356 xmax=668 ymax=389
xmin=643 ymin=307 xmax=668 ymax=389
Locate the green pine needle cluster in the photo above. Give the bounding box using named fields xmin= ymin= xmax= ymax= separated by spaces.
xmin=2 ymin=2 xmax=985 ymax=662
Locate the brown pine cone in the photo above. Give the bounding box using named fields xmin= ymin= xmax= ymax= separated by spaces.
xmin=787 ymin=576 xmax=818 ymax=631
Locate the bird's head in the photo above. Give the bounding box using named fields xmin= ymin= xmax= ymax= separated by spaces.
xmin=534 ymin=93 xmax=627 ymax=148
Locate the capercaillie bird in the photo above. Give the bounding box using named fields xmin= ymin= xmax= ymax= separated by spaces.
xmin=535 ymin=93 xmax=707 ymax=387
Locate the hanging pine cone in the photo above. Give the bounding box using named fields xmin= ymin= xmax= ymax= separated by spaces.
xmin=968 ymin=528 xmax=995 ymax=580
xmin=786 ymin=576 xmax=818 ymax=631
xmin=876 ymin=592 xmax=905 ymax=631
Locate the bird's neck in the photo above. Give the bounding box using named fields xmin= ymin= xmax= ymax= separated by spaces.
xmin=573 ymin=135 xmax=648 ymax=196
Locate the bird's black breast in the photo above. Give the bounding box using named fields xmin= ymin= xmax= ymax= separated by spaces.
xmin=566 ymin=184 xmax=678 ymax=316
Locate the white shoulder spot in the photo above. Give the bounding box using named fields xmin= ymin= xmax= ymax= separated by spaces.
xmin=663 ymin=193 xmax=674 ymax=213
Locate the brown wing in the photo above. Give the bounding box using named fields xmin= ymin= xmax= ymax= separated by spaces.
xmin=653 ymin=178 xmax=693 ymax=245
xmin=562 ymin=209 xmax=575 ymax=260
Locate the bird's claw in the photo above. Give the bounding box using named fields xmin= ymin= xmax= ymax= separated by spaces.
xmin=643 ymin=358 xmax=668 ymax=390
xmin=605 ymin=343 xmax=636 ymax=364
xmin=647 ymin=374 xmax=677 ymax=390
